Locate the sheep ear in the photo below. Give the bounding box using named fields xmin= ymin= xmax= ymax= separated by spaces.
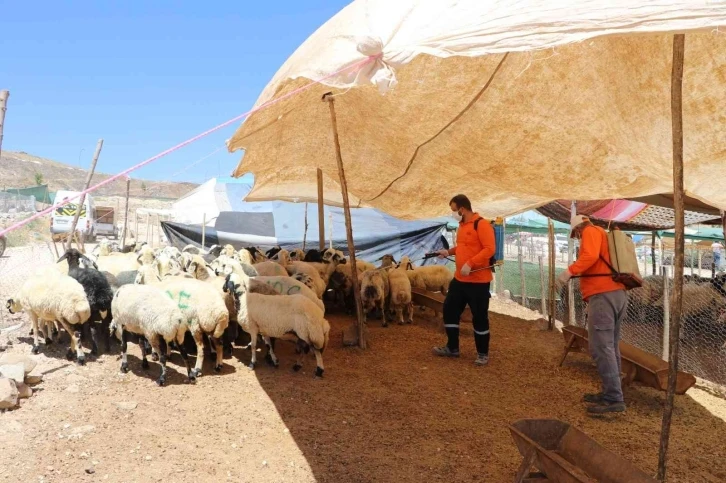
xmin=82 ymin=255 xmax=98 ymax=270
xmin=57 ymin=253 xmax=69 ymax=263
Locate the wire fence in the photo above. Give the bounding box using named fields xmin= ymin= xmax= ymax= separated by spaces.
xmin=495 ymin=233 xmax=726 ymax=388
xmin=0 ymin=192 xmax=36 ymax=213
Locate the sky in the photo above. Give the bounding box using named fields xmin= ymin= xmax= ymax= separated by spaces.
xmin=0 ymin=1 xmax=349 ymax=186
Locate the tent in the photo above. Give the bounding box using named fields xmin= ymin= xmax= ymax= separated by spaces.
xmin=165 ymin=177 xmax=449 ymax=264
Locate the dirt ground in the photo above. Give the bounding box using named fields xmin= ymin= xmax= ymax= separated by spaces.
xmin=1 ymin=295 xmax=726 ymax=482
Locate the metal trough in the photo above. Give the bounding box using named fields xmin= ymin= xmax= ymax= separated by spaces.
xmin=509 ymin=419 xmax=656 ymax=483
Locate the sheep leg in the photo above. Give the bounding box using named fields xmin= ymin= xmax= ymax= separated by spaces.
xmin=191 ymin=330 xmax=205 ymax=378
xmin=247 ymin=328 xmax=258 ymax=370
xmin=312 ymin=348 xmax=325 ymax=379
xmin=151 ymin=335 xmax=167 ymax=387
xmin=263 ymin=337 xmax=279 ymax=367
xmin=381 ymin=301 xmax=388 ymax=328
xmin=120 ymin=330 xmax=130 ymax=373
xmin=406 ymin=302 xmax=414 ymax=324
xmin=175 ymin=340 xmax=195 ymax=383
xmin=140 ymin=337 xmax=150 ymax=370
xmin=211 ymin=336 xmax=224 ymax=373
xmin=60 ymin=320 xmax=85 ymax=365
xmin=30 ymin=313 xmax=41 ymax=354
xmin=101 ymin=311 xmax=112 ymax=352
xmin=88 ymin=322 xmax=100 ymax=356
xmin=396 ymin=306 xmax=404 ymax=325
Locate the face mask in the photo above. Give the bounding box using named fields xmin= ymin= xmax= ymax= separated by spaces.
xmin=452 ymin=211 xmax=462 ymax=222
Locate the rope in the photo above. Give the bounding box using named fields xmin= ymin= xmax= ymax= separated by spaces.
xmin=0 ymin=54 xmax=381 ymax=239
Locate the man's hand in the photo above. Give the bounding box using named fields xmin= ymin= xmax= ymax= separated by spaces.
xmin=460 ymin=263 xmax=472 ymax=276
xmin=556 ymin=269 xmax=572 ymax=287
xmin=436 ymin=249 xmax=449 ymax=259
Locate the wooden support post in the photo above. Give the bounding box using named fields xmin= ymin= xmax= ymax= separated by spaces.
xmin=317 ymin=168 xmax=325 ymax=251
xmin=145 ymin=213 xmax=150 ymax=244
xmin=201 ymin=213 xmax=206 ymax=249
xmin=67 ymin=139 xmax=103 ymax=251
xmin=658 ymin=33 xmax=685 ymax=483
xmin=698 ymin=250 xmax=702 ymax=278
xmin=0 ymin=90 xmax=9 ymax=160
xmin=323 ymin=92 xmax=366 ymax=349
xmin=651 ymin=233 xmax=657 ymax=276
xmin=662 ymin=266 xmax=670 ymax=361
xmin=134 ymin=209 xmax=139 ymax=242
xmin=121 ymin=178 xmax=131 ymax=248
xmin=548 ymin=219 xmax=556 ymax=330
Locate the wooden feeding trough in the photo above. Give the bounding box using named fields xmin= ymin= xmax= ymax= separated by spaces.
xmin=509 ymin=419 xmax=656 ymax=483
xmin=559 ymin=326 xmax=696 ymax=394
xmin=410 ymin=288 xmax=472 ymax=322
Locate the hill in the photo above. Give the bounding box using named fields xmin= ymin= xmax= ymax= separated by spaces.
xmin=0 ymin=150 xmax=197 ymax=200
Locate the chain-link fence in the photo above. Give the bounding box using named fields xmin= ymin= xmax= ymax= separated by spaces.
xmin=0 ymin=192 xmax=36 ymax=213
xmin=495 ymin=229 xmax=726 ymax=388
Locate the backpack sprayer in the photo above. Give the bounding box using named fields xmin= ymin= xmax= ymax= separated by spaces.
xmin=421 ymin=217 xmax=505 ymax=273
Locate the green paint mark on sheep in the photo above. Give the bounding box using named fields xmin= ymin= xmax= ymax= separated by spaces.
xmin=286 ymin=285 xmax=301 ymax=295
xmin=165 ymin=290 xmax=191 ymax=310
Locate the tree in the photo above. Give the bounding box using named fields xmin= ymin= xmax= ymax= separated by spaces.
xmin=34 ymin=172 xmax=44 ymax=185
xmin=141 ymin=182 xmax=147 ymax=194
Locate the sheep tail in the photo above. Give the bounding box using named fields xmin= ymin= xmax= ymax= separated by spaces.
xmin=393 ymin=290 xmax=407 ymax=305
xmin=363 ymin=285 xmax=378 ymax=300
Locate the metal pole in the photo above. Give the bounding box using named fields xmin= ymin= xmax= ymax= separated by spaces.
xmin=568 ymin=201 xmax=576 ymax=326
xmin=662 ymin=266 xmax=670 ymax=361
xmin=539 ymin=255 xmax=546 ymax=316
xmin=67 ymin=139 xmax=103 ymax=251
xmin=0 ymin=90 xmax=9 ymax=160
xmin=658 ymin=33 xmax=685 ymax=482
xmin=652 ymin=232 xmax=657 ymax=276
xmin=518 ymin=253 xmax=526 ymax=308
xmin=121 ymin=178 xmax=131 ymax=248
xmin=201 ymin=213 xmax=206 ymax=249
xmin=698 ymin=250 xmax=702 ymax=278
xmin=497 ymin=219 xmax=505 ymax=295
xmin=317 ymin=168 xmax=325 ymax=251
xmin=323 ymin=93 xmax=366 ymax=349
xmin=548 ymin=219 xmax=556 ymax=330
xmin=302 ymin=202 xmax=309 ymax=251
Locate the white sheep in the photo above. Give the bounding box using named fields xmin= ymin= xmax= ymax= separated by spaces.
xmin=6 ymin=267 xmax=91 ymax=363
xmin=253 ymin=261 xmax=289 ymax=277
xmin=159 ymin=278 xmax=230 ymax=377
xmin=110 ymin=284 xmax=194 ymax=386
xmin=95 ymin=252 xmax=142 ymax=277
xmin=274 ymin=250 xmax=329 ymax=298
xmin=224 ymin=273 xmax=330 ymax=378
xmin=388 ymin=266 xmax=414 ymax=325
xmin=407 ymin=265 xmax=452 ymax=294
xmin=289 ymin=248 xmax=305 ymax=261
xmin=360 ymin=269 xmax=390 ymax=327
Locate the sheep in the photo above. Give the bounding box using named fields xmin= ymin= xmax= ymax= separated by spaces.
xmin=254 ymin=276 xmax=325 ymax=313
xmin=242 ymin=246 xmax=267 ymax=263
xmin=156 ymin=252 xmax=181 ymax=278
xmin=6 ymin=267 xmax=91 ymax=363
xmin=58 ymin=249 xmax=115 ymax=355
xmin=304 ymin=249 xmax=324 ymax=263
xmin=265 ymin=246 xmax=283 ymax=260
xmin=110 ymin=284 xmax=194 ymax=386
xmin=289 ymin=248 xmax=306 ymax=261
xmin=388 ymin=266 xmax=414 ymax=325
xmin=95 ymin=252 xmax=141 ymax=277
xmin=273 ymin=250 xmax=330 ymax=298
xmin=360 ymin=269 xmax=390 ymax=327
xmin=135 ymin=264 xmax=162 ymax=285
xmin=158 ymin=278 xmax=230 ymax=377
xmin=407 ymin=265 xmax=453 ymax=294
xmin=222 ymin=244 xmax=239 ymax=259
xmin=322 ymin=248 xmax=344 ymax=263
xmin=223 ymin=273 xmax=330 ymax=378
xmin=238 ymin=249 xmax=254 ymax=265
xmin=379 ymin=254 xmax=396 ymax=269
xmin=254 ymin=261 xmax=289 ymax=277
xmin=93 ymin=239 xmax=112 ymax=257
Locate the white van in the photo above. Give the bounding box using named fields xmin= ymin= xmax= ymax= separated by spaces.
xmin=50 ymin=190 xmax=96 ymax=241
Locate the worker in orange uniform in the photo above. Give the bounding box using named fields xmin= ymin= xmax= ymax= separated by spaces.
xmin=558 ymin=214 xmax=628 ymax=414
xmin=433 ymin=194 xmax=495 ymax=366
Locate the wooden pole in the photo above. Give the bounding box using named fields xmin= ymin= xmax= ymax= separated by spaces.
xmin=302 ymin=202 xmax=309 ymax=251
xmin=657 ymin=33 xmax=685 ymax=482
xmin=548 ymin=219 xmax=556 ymax=330
xmin=651 ymin=233 xmax=657 ymax=276
xmin=121 ymin=178 xmax=131 ymax=247
xmin=661 ymin=266 xmax=670 ymax=361
xmin=567 ymin=201 xmax=576 ymax=326
xmin=67 ymin=139 xmax=103 ymax=251
xmin=317 ymin=169 xmax=325 ymax=251
xmin=0 ymin=90 xmax=9 ymax=160
xmin=323 ymin=92 xmax=366 ymax=349
xmin=201 ymin=213 xmax=206 ymax=249
xmin=134 ymin=209 xmax=139 ymax=242
xmin=145 ymin=213 xmax=150 ymax=244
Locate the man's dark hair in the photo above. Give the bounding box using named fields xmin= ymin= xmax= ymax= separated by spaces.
xmin=449 ymin=194 xmax=472 ymax=211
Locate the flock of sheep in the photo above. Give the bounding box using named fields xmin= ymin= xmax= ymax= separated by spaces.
xmin=5 ymin=239 xmax=454 ymax=386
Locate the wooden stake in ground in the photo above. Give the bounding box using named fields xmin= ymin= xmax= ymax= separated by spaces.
xmin=657 ymin=33 xmax=685 ymax=483
xmin=67 ymin=139 xmax=103 ymax=251
xmin=323 ymin=92 xmax=366 ymax=349
xmin=201 ymin=213 xmax=206 ymax=249
xmin=0 ymin=90 xmax=9 ymax=160
xmin=317 ymin=168 xmax=325 ymax=251
xmin=121 ymin=178 xmax=131 ymax=247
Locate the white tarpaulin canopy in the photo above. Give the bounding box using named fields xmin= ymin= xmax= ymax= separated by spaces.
xmin=228 ymin=0 xmax=726 ymax=220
